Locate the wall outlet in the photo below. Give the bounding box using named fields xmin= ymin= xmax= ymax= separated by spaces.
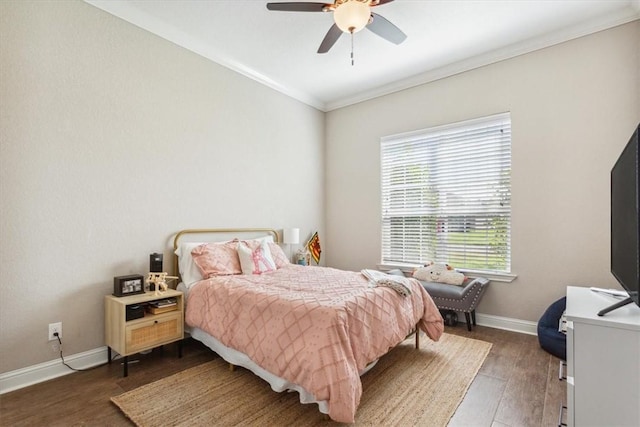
xmin=48 ymin=322 xmax=62 ymax=341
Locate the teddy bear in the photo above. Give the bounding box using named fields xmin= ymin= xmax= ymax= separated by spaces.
xmin=412 ymin=261 xmax=465 ymax=286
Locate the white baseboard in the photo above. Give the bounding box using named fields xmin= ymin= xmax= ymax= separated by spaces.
xmin=0 ymin=314 xmax=537 ymax=394
xmin=0 ymin=346 xmax=108 ymax=394
xmin=475 ymin=312 xmax=538 ymax=335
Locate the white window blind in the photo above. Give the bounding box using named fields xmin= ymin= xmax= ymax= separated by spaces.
xmin=381 ymin=113 xmax=511 ymax=273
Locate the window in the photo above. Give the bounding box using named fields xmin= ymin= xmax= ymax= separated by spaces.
xmin=381 ymin=113 xmax=511 ymax=273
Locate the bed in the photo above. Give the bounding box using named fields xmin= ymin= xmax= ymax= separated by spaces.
xmin=173 ymin=228 xmax=444 ymax=423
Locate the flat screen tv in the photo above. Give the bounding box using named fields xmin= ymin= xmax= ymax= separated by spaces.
xmin=599 ymin=123 xmax=640 ymax=316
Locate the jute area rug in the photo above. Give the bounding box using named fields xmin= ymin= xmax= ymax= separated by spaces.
xmin=111 ymin=333 xmax=491 ymax=426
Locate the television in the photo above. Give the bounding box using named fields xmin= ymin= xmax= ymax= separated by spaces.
xmin=599 ymin=123 xmax=640 ymax=316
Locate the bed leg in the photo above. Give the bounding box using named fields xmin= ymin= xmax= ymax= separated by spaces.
xmin=229 ymin=363 xmax=236 ymax=372
xmin=415 ymin=329 xmax=420 ymax=349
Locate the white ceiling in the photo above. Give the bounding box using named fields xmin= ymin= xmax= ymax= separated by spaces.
xmin=86 ymin=0 xmax=640 ymax=112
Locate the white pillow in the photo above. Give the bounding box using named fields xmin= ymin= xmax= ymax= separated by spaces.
xmin=251 ymin=235 xmax=275 ymax=244
xmin=237 ymin=241 xmax=276 ymax=275
xmin=175 ymin=242 xmax=206 ymax=287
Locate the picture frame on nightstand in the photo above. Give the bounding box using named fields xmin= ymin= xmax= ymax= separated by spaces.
xmin=113 ymin=274 xmax=145 ymax=297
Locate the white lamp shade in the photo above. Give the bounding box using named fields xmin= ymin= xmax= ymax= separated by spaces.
xmin=283 ymin=228 xmax=300 ymax=245
xmin=334 ymin=0 xmax=371 ymax=33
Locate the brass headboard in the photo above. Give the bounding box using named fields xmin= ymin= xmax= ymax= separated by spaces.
xmin=172 ymin=228 xmax=280 ymax=282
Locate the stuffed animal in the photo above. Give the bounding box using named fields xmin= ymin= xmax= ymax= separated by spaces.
xmin=413 ymin=262 xmax=465 ymax=286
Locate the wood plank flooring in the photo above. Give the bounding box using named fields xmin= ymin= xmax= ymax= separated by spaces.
xmin=0 ymin=325 xmax=566 ymax=426
xmin=447 ymin=327 xmax=566 ymax=427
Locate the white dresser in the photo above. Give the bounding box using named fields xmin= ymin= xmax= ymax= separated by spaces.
xmin=565 ymin=286 xmax=640 ymax=427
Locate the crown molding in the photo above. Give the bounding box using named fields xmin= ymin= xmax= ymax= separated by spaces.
xmin=85 ymin=1 xmax=638 ymax=113
xmin=85 ymin=0 xmax=326 ymax=111
xmin=325 ymin=13 xmax=640 ymax=111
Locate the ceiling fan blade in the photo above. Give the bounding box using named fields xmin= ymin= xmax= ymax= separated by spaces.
xmin=367 ymin=12 xmax=407 ymax=45
xmin=317 ymin=23 xmax=343 ymax=53
xmin=266 ymin=2 xmax=327 ymax=12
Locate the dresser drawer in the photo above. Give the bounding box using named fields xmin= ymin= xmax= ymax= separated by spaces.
xmin=125 ymin=312 xmax=183 ymax=354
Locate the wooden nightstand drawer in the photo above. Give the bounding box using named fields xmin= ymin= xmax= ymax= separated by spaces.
xmin=125 ymin=312 xmax=183 ymax=354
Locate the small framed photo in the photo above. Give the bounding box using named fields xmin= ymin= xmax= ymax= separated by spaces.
xmin=113 ymin=274 xmax=145 ymax=297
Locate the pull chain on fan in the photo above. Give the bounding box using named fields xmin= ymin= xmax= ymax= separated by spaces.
xmin=266 ymin=0 xmax=406 ymax=61
xmin=351 ymin=31 xmax=354 ymax=65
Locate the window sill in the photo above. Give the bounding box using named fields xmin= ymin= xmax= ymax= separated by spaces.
xmin=376 ymin=263 xmax=517 ymax=283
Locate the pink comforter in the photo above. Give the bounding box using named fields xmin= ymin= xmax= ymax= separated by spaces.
xmin=185 ymin=265 xmax=443 ymax=423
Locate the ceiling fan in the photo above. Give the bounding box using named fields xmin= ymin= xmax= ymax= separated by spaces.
xmin=266 ymin=0 xmax=407 ymax=55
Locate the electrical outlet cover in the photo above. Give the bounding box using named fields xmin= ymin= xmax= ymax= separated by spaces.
xmin=48 ymin=322 xmax=62 ymax=341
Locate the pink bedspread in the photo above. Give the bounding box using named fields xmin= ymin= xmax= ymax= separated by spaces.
xmin=185 ymin=265 xmax=443 ymax=423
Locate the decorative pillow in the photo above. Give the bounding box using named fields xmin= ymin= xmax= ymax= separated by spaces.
xmin=175 ymin=242 xmax=206 ymax=287
xmin=241 ymin=238 xmax=288 ymax=268
xmin=237 ymin=241 xmax=276 ymax=275
xmin=191 ymin=241 xmax=242 ymax=278
xmin=268 ymin=243 xmax=290 ymax=268
xmin=413 ymin=262 xmax=465 ymax=286
xmin=243 ymin=235 xmax=275 ymax=245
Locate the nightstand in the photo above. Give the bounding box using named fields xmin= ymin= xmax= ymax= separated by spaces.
xmin=105 ymin=289 xmax=184 ymax=377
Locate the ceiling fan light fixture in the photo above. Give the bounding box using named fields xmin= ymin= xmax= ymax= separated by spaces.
xmin=334 ymin=0 xmax=371 ymax=33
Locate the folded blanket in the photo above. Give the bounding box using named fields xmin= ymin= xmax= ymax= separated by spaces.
xmin=361 ymin=269 xmax=412 ymax=297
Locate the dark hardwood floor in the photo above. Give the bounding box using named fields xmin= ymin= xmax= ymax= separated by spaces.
xmin=0 ymin=326 xmax=565 ymax=426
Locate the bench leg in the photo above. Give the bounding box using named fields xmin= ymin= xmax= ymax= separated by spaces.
xmin=464 ymin=312 xmax=472 ymax=331
xmin=471 ymin=309 xmax=477 ymax=326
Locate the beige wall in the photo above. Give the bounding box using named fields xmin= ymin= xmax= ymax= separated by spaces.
xmin=325 ymin=21 xmax=640 ymax=322
xmin=0 ymin=1 xmax=325 ymax=373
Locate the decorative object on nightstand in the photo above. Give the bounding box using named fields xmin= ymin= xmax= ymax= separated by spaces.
xmin=150 ymin=252 xmax=163 ymax=273
xmin=282 ymin=228 xmax=300 ymax=263
xmin=295 ymin=247 xmax=311 ymax=265
xmin=104 ymin=288 xmax=184 ymax=377
xmin=146 ymin=272 xmax=178 ymax=296
xmin=113 ymin=274 xmax=145 ymax=297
